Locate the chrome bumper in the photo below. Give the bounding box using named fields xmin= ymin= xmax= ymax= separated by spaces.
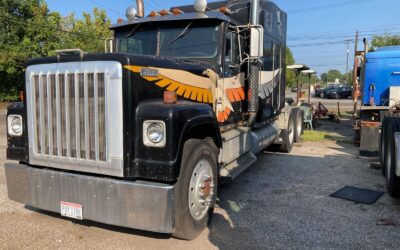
xmin=4 ymin=163 xmax=175 ymax=233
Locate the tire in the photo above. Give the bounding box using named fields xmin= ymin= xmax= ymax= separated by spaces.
xmin=335 ymin=93 xmax=339 ymax=99
xmin=294 ymin=108 xmax=304 ymax=142
xmin=380 ymin=117 xmax=391 ymax=175
xmin=320 ymin=92 xmax=325 ymax=98
xmin=280 ymin=110 xmax=295 ymax=153
xmin=172 ymin=139 xmax=218 ymax=240
xmin=384 ymin=119 xmax=400 ymax=197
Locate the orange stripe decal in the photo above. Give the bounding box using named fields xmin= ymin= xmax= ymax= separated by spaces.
xmin=166 ymin=81 xmax=180 ymax=91
xmin=238 ymin=88 xmax=245 ymax=100
xmin=233 ymin=90 xmax=241 ymax=101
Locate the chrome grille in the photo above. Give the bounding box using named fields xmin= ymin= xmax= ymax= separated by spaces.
xmin=31 ymin=72 xmax=107 ymax=161
xmin=26 ymin=61 xmax=124 ymax=177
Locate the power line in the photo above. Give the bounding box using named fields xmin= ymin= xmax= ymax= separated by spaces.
xmin=288 ymin=23 xmax=400 ymax=39
xmin=145 ymin=0 xmax=159 ymax=9
xmin=288 ymin=39 xmax=354 ymax=48
xmin=287 ymin=0 xmax=376 ymax=14
xmin=89 ymin=0 xmax=120 ymax=15
xmin=288 ymin=28 xmax=400 ymax=41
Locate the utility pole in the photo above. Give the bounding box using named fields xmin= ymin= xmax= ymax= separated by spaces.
xmin=345 ymin=39 xmax=351 ymax=83
xmin=352 ymin=31 xmax=359 ymax=117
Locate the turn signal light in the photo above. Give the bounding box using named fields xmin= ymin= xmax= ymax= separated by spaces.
xmin=164 ymin=91 xmax=177 ymax=104
xmin=117 ymin=18 xmax=124 ymax=23
xmin=19 ymin=91 xmax=24 ymax=102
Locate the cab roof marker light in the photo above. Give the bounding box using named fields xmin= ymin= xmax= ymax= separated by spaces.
xmin=219 ymin=7 xmax=232 ymax=15
xmin=159 ymin=10 xmax=172 ymax=16
xmin=172 ymin=8 xmax=184 ymax=16
xmin=148 ymin=11 xmax=160 ymax=17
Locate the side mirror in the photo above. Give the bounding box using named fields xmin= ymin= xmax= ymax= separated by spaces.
xmin=249 ymin=26 xmax=264 ymax=58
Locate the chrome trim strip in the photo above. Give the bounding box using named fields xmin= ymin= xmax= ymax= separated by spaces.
xmin=56 ymin=73 xmax=62 ymax=157
xmin=75 ymin=73 xmax=81 ymax=159
xmin=47 ymin=73 xmax=53 ymax=156
xmin=84 ymin=73 xmax=89 ymax=160
xmin=39 ymin=73 xmax=45 ymax=155
xmin=28 ymin=74 xmax=37 ymax=154
xmin=94 ymin=72 xmax=99 ymax=161
xmin=65 ymin=72 xmax=70 ymax=157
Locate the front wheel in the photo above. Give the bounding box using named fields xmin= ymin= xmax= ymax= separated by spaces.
xmin=172 ymin=139 xmax=218 ymax=240
xmin=320 ymin=92 xmax=325 ymax=98
xmin=280 ymin=110 xmax=295 ymax=153
xmin=294 ymin=108 xmax=304 ymax=142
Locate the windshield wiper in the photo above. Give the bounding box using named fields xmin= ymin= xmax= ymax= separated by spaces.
xmin=123 ymin=23 xmax=142 ymax=39
xmin=168 ymin=21 xmax=194 ymax=45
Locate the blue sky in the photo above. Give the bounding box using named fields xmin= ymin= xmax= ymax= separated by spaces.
xmin=47 ymin=0 xmax=400 ymax=76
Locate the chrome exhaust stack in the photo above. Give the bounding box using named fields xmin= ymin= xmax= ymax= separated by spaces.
xmin=136 ymin=0 xmax=144 ymax=17
xmin=247 ymin=0 xmax=261 ymax=126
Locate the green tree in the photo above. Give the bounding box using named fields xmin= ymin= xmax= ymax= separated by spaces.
xmin=285 ymin=47 xmax=296 ymax=87
xmin=61 ymin=8 xmax=111 ymax=52
xmin=0 ymin=0 xmax=62 ymax=100
xmin=371 ymin=33 xmax=400 ymax=50
xmin=0 ymin=0 xmax=112 ymax=101
xmin=321 ymin=69 xmax=342 ymax=83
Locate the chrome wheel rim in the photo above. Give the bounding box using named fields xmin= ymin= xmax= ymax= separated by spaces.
xmin=297 ymin=114 xmax=302 ymax=136
xmin=188 ymin=159 xmax=214 ymax=221
xmin=289 ymin=120 xmax=294 ymax=145
xmin=386 ymin=143 xmax=392 ymax=180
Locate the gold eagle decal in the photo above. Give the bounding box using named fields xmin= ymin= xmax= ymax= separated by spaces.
xmin=124 ymin=65 xmax=213 ymax=104
xmin=124 ymin=65 xmax=245 ymax=123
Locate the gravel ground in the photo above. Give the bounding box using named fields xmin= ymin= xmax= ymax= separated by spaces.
xmin=1 ymin=107 xmax=400 ymax=249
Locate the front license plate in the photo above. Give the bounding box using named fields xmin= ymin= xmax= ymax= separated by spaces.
xmin=60 ymin=201 xmax=83 ymax=220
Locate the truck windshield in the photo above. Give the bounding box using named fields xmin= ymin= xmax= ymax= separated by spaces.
xmin=117 ymin=21 xmax=220 ymax=59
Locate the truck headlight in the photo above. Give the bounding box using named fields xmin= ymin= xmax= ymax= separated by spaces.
xmin=143 ymin=121 xmax=166 ymax=147
xmin=7 ymin=115 xmax=23 ymax=136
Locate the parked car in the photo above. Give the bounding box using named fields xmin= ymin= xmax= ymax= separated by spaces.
xmin=315 ymin=85 xmax=338 ymax=98
xmin=326 ymin=86 xmax=353 ymax=99
xmin=291 ymin=87 xmax=298 ymax=93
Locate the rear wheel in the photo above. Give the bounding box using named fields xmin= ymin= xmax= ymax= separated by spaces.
xmin=294 ymin=109 xmax=304 ymax=142
xmin=384 ymin=119 xmax=400 ymax=197
xmin=173 ymin=139 xmax=218 ymax=240
xmin=280 ymin=111 xmax=295 ymax=153
xmin=380 ymin=117 xmax=391 ymax=175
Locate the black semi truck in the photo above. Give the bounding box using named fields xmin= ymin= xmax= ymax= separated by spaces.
xmin=5 ymin=0 xmax=303 ymax=240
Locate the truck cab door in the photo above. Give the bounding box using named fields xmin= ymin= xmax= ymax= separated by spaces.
xmin=217 ymin=29 xmax=245 ymax=123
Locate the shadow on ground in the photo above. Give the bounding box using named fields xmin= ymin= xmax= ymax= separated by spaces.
xmin=206 ymin=137 xmax=400 ymax=249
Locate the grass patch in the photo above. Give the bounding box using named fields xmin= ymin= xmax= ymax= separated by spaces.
xmin=302 ymin=130 xmax=352 ymax=143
